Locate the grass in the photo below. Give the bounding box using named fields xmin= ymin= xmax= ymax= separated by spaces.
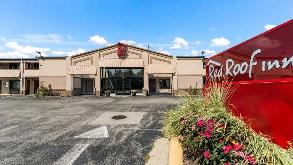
xmin=163 ymin=81 xmax=293 ymax=165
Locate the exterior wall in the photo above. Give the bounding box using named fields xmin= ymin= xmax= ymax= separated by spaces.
xmin=39 ymin=76 xmax=66 ymax=89
xmin=174 ymin=57 xmax=205 ymax=95
xmin=68 ymin=45 xmax=205 ymax=96
xmin=0 ymin=59 xmax=39 ymax=95
xmin=39 ymin=58 xmax=67 ymax=95
xmin=0 ymin=44 xmax=205 ymax=96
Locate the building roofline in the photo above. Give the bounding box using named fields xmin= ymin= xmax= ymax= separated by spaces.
xmin=176 ymin=56 xmax=205 ymax=59
xmin=38 ymin=56 xmax=67 ymax=59
xmin=71 ymin=42 xmax=173 ymax=58
xmin=0 ymin=58 xmax=38 ymax=61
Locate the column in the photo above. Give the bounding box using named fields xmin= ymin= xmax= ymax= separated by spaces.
xmin=65 ymin=74 xmax=73 ymax=96
xmin=95 ymin=67 xmax=101 ymax=96
xmin=143 ymin=66 xmax=149 ymax=95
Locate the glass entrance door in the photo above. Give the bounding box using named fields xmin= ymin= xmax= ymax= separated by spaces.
xmin=116 ymin=77 xmax=131 ymax=95
xmin=81 ymin=79 xmax=94 ymax=95
xmin=101 ymin=67 xmax=144 ymax=95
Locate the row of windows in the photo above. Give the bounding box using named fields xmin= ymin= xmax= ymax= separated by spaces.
xmin=101 ymin=68 xmax=144 ymax=78
xmin=0 ymin=63 xmax=39 ymax=69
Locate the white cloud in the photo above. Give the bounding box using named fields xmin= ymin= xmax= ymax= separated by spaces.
xmin=119 ymin=40 xmax=146 ymax=48
xmin=203 ymin=49 xmax=216 ymax=56
xmin=0 ymin=51 xmax=29 ymax=58
xmin=119 ymin=40 xmax=137 ymax=45
xmin=191 ymin=50 xmax=199 ymax=56
xmin=12 ymin=33 xmax=77 ymax=44
xmin=0 ymin=42 xmax=50 ymax=58
xmin=66 ymin=48 xmax=86 ymax=56
xmin=51 ymin=50 xmax=67 ymax=55
xmin=89 ymin=35 xmax=108 ymax=45
xmin=210 ymin=37 xmax=230 ymax=47
xmin=264 ymin=24 xmax=276 ymax=31
xmin=170 ymin=37 xmax=189 ymax=49
xmin=6 ymin=42 xmax=50 ymax=54
xmin=157 ymin=47 xmax=170 ymax=55
xmin=51 ymin=48 xmax=86 ymax=56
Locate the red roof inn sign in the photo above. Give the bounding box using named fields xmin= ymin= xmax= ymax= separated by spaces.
xmin=207 ymin=19 xmax=293 ymax=148
xmin=208 ymin=49 xmax=293 ymax=79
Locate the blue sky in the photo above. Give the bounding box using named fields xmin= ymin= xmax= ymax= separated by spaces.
xmin=0 ymin=0 xmax=292 ymax=58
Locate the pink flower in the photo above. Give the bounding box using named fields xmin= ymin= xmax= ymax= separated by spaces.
xmin=204 ymin=132 xmax=211 ymax=139
xmin=235 ymin=151 xmax=245 ymax=157
xmin=191 ymin=125 xmax=196 ymax=131
xmin=196 ymin=119 xmax=204 ymax=127
xmin=198 ymin=131 xmax=204 ymax=136
xmin=233 ymin=143 xmax=243 ymax=151
xmin=206 ymin=125 xmax=213 ymax=132
xmin=245 ymin=155 xmax=256 ymax=165
xmin=203 ymin=150 xmax=210 ymax=159
xmin=207 ymin=119 xmax=214 ymax=126
xmin=223 ymin=163 xmax=230 ymax=165
xmin=223 ymin=145 xmax=232 ymax=154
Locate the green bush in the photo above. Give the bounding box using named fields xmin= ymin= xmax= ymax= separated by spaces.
xmin=36 ymin=83 xmax=59 ymax=97
xmin=163 ymin=82 xmax=293 ymax=165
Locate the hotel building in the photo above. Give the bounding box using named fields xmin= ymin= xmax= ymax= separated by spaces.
xmin=0 ymin=43 xmax=205 ymax=96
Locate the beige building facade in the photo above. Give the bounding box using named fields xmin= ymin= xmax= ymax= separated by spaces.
xmin=0 ymin=43 xmax=205 ymax=96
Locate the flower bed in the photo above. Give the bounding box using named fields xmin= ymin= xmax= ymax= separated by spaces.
xmin=163 ymin=83 xmax=293 ymax=164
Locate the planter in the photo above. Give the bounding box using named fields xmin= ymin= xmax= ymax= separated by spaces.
xmin=131 ymin=90 xmax=137 ymax=96
xmin=142 ymin=90 xmax=148 ymax=96
xmin=105 ymin=90 xmax=111 ymax=97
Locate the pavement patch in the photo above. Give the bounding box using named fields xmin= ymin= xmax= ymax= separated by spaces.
xmin=90 ymin=112 xmax=146 ymax=125
xmin=74 ymin=126 xmax=109 ymax=139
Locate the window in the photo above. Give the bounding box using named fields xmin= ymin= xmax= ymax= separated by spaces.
xmin=10 ymin=80 xmax=20 ymax=90
xmin=101 ymin=68 xmax=144 ymax=94
xmin=26 ymin=63 xmax=39 ymax=69
xmin=160 ymin=79 xmax=170 ymax=89
xmin=131 ymin=69 xmax=143 ymax=77
xmin=9 ymin=63 xmax=20 ymax=69
xmin=106 ymin=69 xmax=115 ymax=78
xmin=115 ymin=69 xmax=130 ymax=77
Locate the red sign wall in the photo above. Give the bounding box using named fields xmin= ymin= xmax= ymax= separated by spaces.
xmin=207 ymin=19 xmax=293 ymax=148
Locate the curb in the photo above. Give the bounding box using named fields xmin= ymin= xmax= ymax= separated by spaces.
xmin=146 ymin=138 xmax=170 ymax=165
xmin=169 ymin=138 xmax=183 ymax=165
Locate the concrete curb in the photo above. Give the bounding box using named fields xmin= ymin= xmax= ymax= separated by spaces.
xmin=146 ymin=138 xmax=170 ymax=165
xmin=169 ymin=138 xmax=183 ymax=165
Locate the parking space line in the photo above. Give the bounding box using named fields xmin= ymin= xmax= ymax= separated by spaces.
xmin=0 ymin=125 xmax=18 ymax=136
xmin=53 ymin=143 xmax=90 ymax=165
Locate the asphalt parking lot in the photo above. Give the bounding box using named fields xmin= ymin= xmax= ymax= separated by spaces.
xmin=0 ymin=96 xmax=179 ymax=165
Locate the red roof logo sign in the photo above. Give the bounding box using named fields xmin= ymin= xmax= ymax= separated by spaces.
xmin=117 ymin=43 xmax=127 ymax=58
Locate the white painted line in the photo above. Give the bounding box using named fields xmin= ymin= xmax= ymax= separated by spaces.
xmin=74 ymin=126 xmax=109 ymax=139
xmin=53 ymin=143 xmax=90 ymax=165
xmin=0 ymin=125 xmax=18 ymax=136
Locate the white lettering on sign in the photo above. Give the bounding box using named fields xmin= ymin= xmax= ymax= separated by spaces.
xmin=208 ymin=49 xmax=293 ymax=79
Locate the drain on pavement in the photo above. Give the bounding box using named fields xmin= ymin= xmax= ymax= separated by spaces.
xmin=112 ymin=115 xmax=127 ymax=120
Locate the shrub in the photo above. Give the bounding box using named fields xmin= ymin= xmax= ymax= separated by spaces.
xmin=163 ymin=81 xmax=293 ymax=165
xmin=36 ymin=83 xmax=59 ymax=97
